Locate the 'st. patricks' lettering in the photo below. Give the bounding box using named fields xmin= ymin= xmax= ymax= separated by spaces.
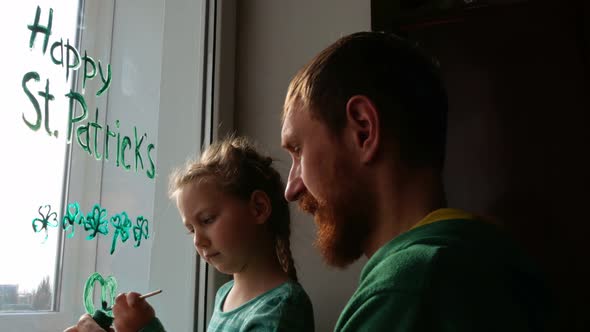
xmin=22 ymin=6 xmax=156 ymax=179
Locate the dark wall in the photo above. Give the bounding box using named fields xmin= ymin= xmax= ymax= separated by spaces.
xmin=373 ymin=0 xmax=589 ymax=330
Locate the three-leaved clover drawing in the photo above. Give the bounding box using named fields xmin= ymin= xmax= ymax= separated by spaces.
xmin=110 ymin=212 xmax=132 ymax=255
xmin=32 ymin=205 xmax=59 ymax=242
xmin=63 ymin=202 xmax=84 ymax=239
xmin=83 ymin=204 xmax=109 ymax=240
xmin=133 ymin=216 xmax=149 ymax=248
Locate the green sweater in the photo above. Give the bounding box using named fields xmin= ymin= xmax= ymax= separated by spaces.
xmin=208 ymin=280 xmax=314 ymax=332
xmin=335 ymin=219 xmax=552 ymax=332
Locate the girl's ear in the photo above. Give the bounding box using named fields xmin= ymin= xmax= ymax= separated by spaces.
xmin=249 ymin=190 xmax=272 ymax=224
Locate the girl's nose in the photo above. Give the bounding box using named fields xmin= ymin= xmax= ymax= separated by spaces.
xmin=194 ymin=231 xmax=210 ymax=249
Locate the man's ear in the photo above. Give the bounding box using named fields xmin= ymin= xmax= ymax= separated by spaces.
xmin=345 ymin=95 xmax=380 ymax=163
xmin=249 ymin=190 xmax=272 ymax=224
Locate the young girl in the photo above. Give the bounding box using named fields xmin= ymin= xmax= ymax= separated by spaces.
xmin=111 ymin=136 xmax=314 ymax=332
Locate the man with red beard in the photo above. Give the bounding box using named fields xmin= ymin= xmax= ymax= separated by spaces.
xmin=281 ymin=32 xmax=552 ymax=331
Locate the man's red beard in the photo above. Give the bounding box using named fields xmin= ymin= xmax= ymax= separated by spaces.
xmin=299 ymin=191 xmax=371 ymax=268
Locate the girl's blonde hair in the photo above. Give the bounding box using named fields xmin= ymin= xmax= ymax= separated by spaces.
xmin=169 ymin=136 xmax=297 ymax=281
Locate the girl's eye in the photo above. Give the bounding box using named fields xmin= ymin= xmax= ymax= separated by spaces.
xmin=202 ymin=217 xmax=215 ymax=225
xmin=186 ymin=228 xmax=194 ymax=235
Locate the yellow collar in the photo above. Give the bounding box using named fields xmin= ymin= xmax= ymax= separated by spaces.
xmin=410 ymin=208 xmax=477 ymax=230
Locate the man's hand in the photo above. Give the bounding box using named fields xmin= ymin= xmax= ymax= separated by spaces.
xmin=63 ymin=314 xmax=114 ymax=332
xmin=112 ymin=292 xmax=156 ymax=332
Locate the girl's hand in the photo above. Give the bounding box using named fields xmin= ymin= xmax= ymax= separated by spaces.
xmin=63 ymin=314 xmax=114 ymax=332
xmin=112 ymin=292 xmax=156 ymax=332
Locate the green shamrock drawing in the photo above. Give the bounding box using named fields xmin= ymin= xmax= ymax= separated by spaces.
xmin=83 ymin=204 xmax=109 ymax=240
xmin=32 ymin=204 xmax=59 ymax=242
xmin=110 ymin=212 xmax=132 ymax=255
xmin=62 ymin=202 xmax=83 ymax=239
xmin=133 ymin=216 xmax=149 ymax=248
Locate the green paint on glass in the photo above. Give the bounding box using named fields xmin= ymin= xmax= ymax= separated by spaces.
xmin=147 ymin=143 xmax=156 ymax=179
xmin=133 ymin=216 xmax=149 ymax=248
xmin=110 ymin=212 xmax=132 ymax=255
xmin=83 ymin=272 xmax=117 ymax=317
xmin=76 ymin=119 xmax=91 ymax=155
xmin=38 ymin=79 xmax=56 ymax=137
xmin=65 ymin=38 xmax=80 ymax=82
xmin=115 ymin=120 xmax=121 ymax=167
xmin=66 ymin=90 xmax=88 ymax=142
xmin=27 ymin=6 xmax=52 ymax=54
xmin=50 ymin=38 xmax=81 ymax=82
xmin=134 ymin=127 xmax=145 ymax=172
xmin=92 ymin=108 xmax=103 ymax=160
xmin=62 ymin=202 xmax=83 ymax=239
xmin=121 ymin=136 xmax=132 ymax=170
xmin=105 ymin=123 xmax=116 ymax=161
xmin=33 ymin=202 xmax=150 ymax=253
xmin=96 ymin=61 xmax=111 ymax=96
xmin=50 ymin=38 xmax=63 ymax=66
xmin=32 ymin=205 xmax=58 ymax=242
xmin=82 ymin=51 xmax=97 ymax=90
xmin=83 ymin=204 xmax=109 ymax=240
xmin=21 ymin=71 xmax=42 ymax=131
xmin=21 ymin=6 xmax=158 ymax=181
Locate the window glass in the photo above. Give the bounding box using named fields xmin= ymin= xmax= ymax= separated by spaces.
xmin=0 ymin=1 xmax=210 ymax=331
xmin=0 ymin=0 xmax=80 ymax=312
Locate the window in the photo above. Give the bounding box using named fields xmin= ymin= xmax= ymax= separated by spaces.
xmin=0 ymin=0 xmax=81 ymax=312
xmin=1 ymin=0 xmax=215 ymax=331
xmin=1 ymin=0 xmax=114 ymax=329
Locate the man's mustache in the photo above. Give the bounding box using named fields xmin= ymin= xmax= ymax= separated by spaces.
xmin=298 ymin=191 xmax=319 ymax=215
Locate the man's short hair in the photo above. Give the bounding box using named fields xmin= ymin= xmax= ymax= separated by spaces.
xmin=284 ymin=31 xmax=448 ymax=170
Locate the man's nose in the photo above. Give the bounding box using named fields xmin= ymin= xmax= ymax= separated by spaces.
xmin=285 ymin=162 xmax=305 ymax=202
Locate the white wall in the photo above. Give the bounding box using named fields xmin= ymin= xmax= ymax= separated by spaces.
xmin=234 ymin=1 xmax=371 ymax=330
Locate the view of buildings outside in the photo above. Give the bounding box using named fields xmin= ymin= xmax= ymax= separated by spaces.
xmin=0 ymin=276 xmax=52 ymax=311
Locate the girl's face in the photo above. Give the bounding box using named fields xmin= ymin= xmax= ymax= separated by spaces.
xmin=176 ymin=180 xmax=261 ymax=275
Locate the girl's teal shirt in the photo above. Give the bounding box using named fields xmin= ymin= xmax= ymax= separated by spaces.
xmin=208 ymin=280 xmax=314 ymax=332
